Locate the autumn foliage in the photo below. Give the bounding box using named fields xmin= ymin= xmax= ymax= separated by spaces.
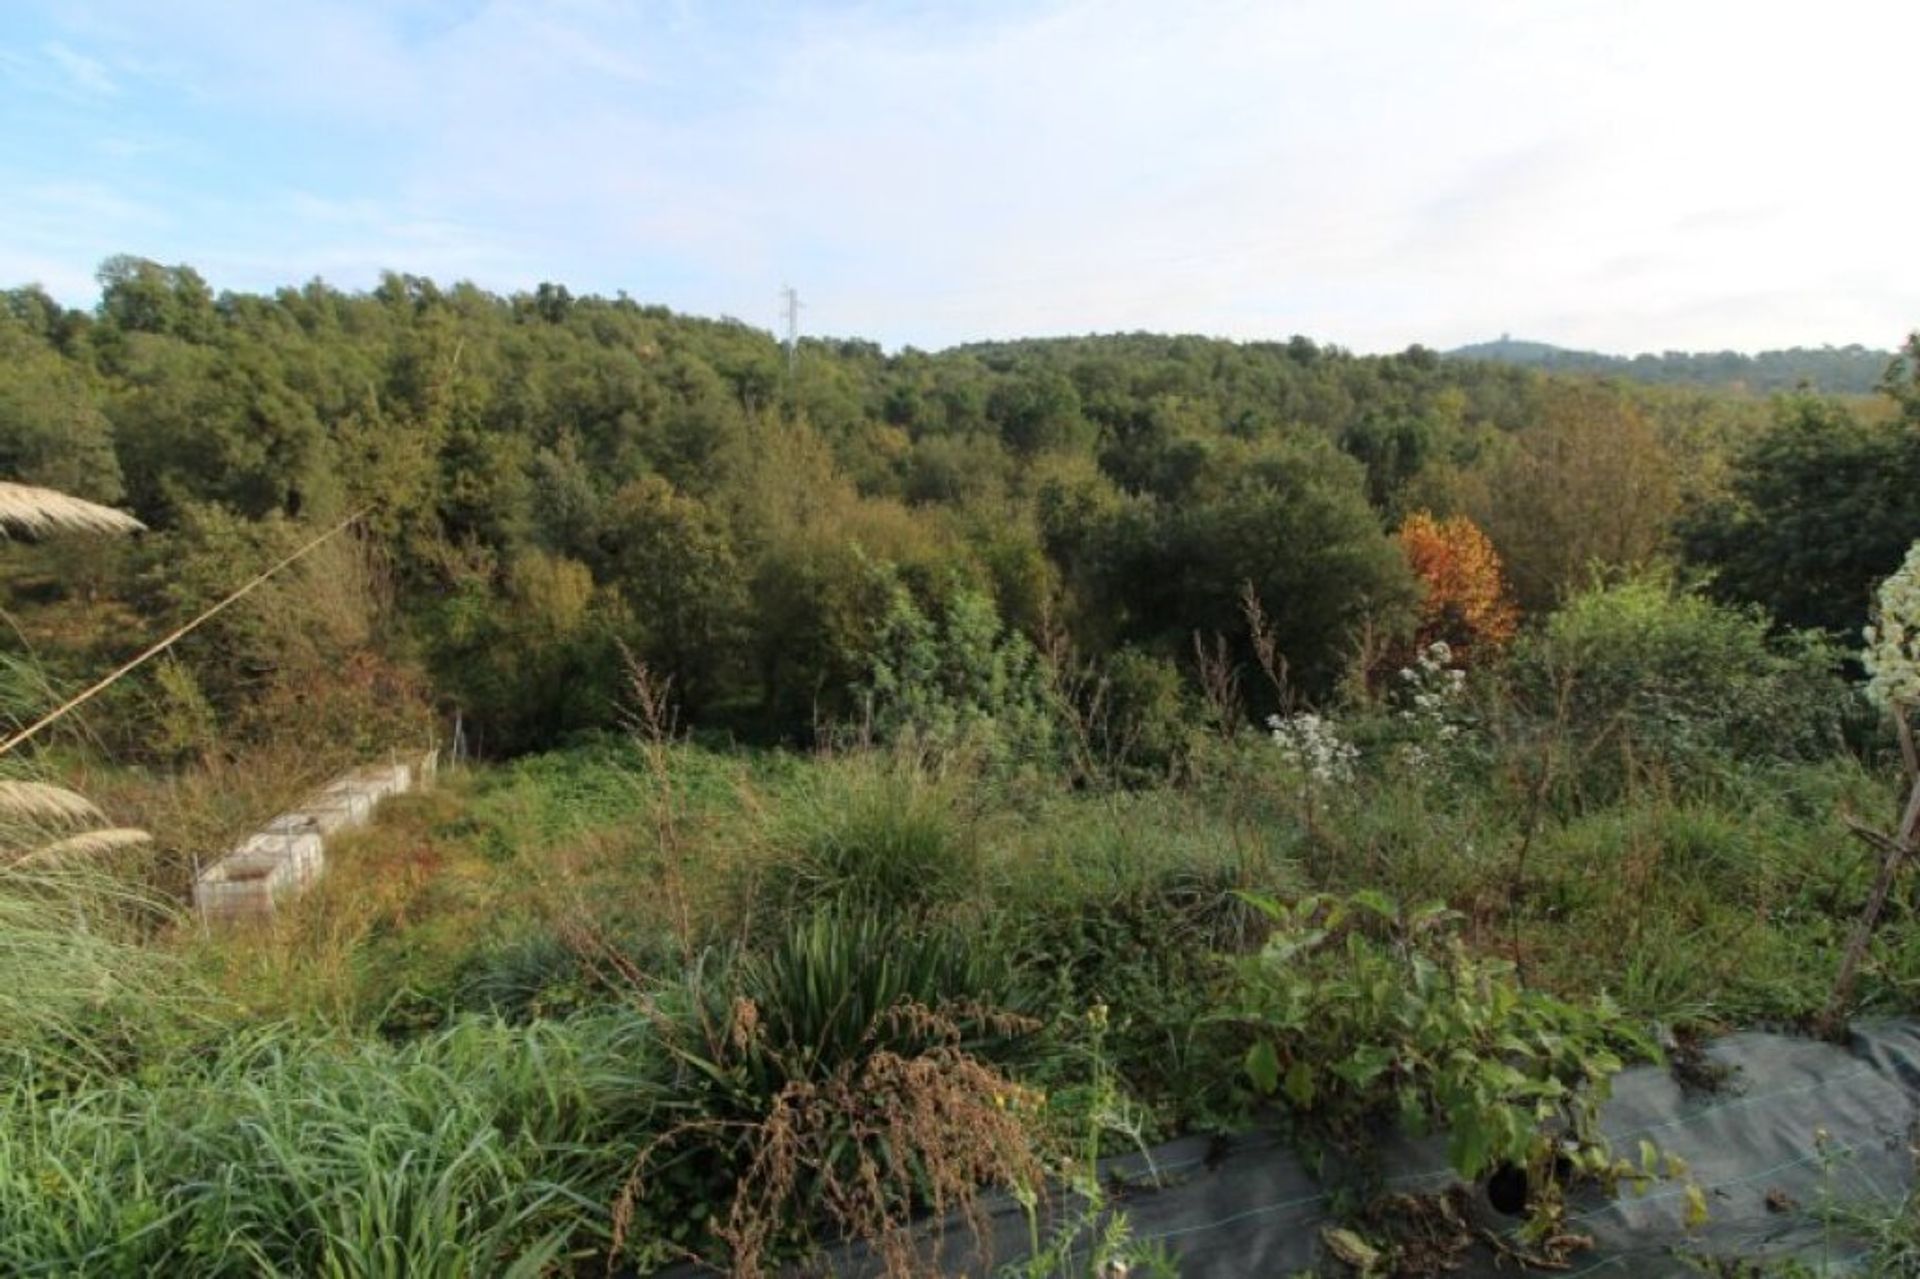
xmin=1396 ymin=511 xmax=1519 ymax=660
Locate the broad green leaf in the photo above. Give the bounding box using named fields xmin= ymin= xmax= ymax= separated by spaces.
xmin=1349 ymin=888 xmax=1398 ymax=920
xmin=1283 ymin=1059 xmax=1316 ymax=1108
xmin=1332 ymin=1044 xmax=1393 ymax=1090
xmin=1448 ymin=1119 xmax=1492 ymax=1179
xmin=1245 ymin=1039 xmax=1280 ymax=1095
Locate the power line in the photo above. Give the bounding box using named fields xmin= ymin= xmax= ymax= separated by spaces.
xmin=0 ymin=509 xmax=368 ymax=759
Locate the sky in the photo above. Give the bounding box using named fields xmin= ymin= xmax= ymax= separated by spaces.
xmin=1 ymin=0 xmax=1916 ymax=354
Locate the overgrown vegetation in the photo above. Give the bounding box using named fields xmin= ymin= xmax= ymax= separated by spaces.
xmin=4 ymin=265 xmax=1919 ymax=1274
xmin=10 ymin=264 xmax=1915 ymax=755
xmin=1227 ymin=891 xmax=1677 ymax=1259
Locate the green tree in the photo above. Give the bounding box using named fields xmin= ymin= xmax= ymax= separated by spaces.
xmin=0 ymin=323 xmax=123 ymax=501
xmin=109 ymin=335 xmax=335 ymax=523
xmin=422 ymin=549 xmax=624 ymax=753
xmin=856 ymin=575 xmax=1056 ymax=767
xmin=95 ymin=255 xmax=217 ymax=343
xmin=601 ymin=475 xmax=748 ymax=715
xmin=988 ymin=367 xmax=1086 ymax=456
xmin=1467 ymin=383 xmax=1678 ymax=612
xmin=1680 ymin=390 xmax=1920 ymax=635
xmin=1092 ymin=435 xmax=1416 ymax=697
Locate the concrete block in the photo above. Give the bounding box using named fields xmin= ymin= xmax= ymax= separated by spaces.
xmin=195 ymin=751 xmax=428 ymax=929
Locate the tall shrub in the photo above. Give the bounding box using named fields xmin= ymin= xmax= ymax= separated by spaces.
xmin=1396 ymin=510 xmax=1518 ymax=660
xmin=1505 ymin=575 xmax=1853 ymax=781
xmin=856 ymin=577 xmax=1056 ymax=768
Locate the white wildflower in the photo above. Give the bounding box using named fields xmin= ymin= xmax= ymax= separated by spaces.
xmin=1398 ymin=742 xmax=1434 ymax=775
xmin=1396 ymin=642 xmax=1468 ymax=729
xmin=1267 ymin=711 xmax=1359 ymax=785
xmin=1388 ymin=641 xmax=1474 ymax=772
xmin=1865 ymin=541 xmax=1920 ymax=712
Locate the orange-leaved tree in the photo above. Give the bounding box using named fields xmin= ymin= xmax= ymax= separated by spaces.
xmin=1396 ymin=510 xmax=1519 ymax=662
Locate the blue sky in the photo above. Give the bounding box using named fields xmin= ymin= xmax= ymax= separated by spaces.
xmin=2 ymin=0 xmax=1915 ymax=353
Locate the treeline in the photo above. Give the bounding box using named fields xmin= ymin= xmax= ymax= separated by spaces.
xmin=2 ymin=256 xmax=1916 ymax=757
xmin=1447 ymin=336 xmax=1895 ymax=395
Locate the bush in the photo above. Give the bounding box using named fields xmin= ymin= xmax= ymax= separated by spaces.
xmin=1089 ymin=647 xmax=1191 ymax=783
xmin=857 ymin=576 xmax=1058 ymax=771
xmin=1502 ymin=575 xmax=1856 ymax=785
xmin=1224 ymin=891 xmax=1673 ymax=1250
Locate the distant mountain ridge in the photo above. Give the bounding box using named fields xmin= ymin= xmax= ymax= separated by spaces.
xmin=1446 ymin=336 xmax=1896 ymax=395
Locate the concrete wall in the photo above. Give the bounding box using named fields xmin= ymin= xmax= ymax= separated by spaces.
xmin=194 ymin=750 xmax=437 ymax=926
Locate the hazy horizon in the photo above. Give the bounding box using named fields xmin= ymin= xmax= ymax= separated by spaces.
xmin=5 ymin=0 xmax=1916 ymax=355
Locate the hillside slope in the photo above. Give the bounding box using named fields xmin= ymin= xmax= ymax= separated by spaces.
xmin=1447 ymin=335 xmax=1894 ymax=394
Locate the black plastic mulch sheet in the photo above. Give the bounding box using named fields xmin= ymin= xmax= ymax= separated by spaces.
xmin=661 ymin=1020 xmax=1920 ymax=1276
xmin=1092 ymin=1020 xmax=1920 ymax=1277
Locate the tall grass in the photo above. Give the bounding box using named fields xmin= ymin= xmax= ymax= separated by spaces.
xmin=622 ymin=908 xmax=1043 ymax=1276
xmin=738 ymin=755 xmax=984 ymax=927
xmin=985 ymin=793 xmax=1289 ymax=1126
xmin=0 ymin=861 xmax=194 ymax=1082
xmin=0 ymin=1012 xmax=659 ymax=1277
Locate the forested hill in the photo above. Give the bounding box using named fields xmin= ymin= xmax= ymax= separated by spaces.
xmin=1445 ymin=336 xmax=1895 ymax=394
xmin=4 ymin=257 xmax=1918 ymax=760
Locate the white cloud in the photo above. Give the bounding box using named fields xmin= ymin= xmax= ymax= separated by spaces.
xmin=42 ymin=40 xmax=117 ymax=95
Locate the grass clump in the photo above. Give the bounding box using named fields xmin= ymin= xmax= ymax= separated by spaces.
xmin=617 ymin=907 xmax=1040 ymax=1275
xmin=0 ymin=1011 xmax=659 ymax=1277
xmin=1503 ymin=575 xmax=1861 ymax=797
xmin=0 ymin=862 xmax=196 ymax=1084
xmin=987 ymin=794 xmax=1287 ymax=1126
xmin=744 ymin=758 xmax=982 ymax=925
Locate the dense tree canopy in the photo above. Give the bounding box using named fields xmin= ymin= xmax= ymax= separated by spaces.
xmin=1681 ymin=343 xmax=1920 ymax=638
xmin=0 ymin=256 xmax=1909 ymax=753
